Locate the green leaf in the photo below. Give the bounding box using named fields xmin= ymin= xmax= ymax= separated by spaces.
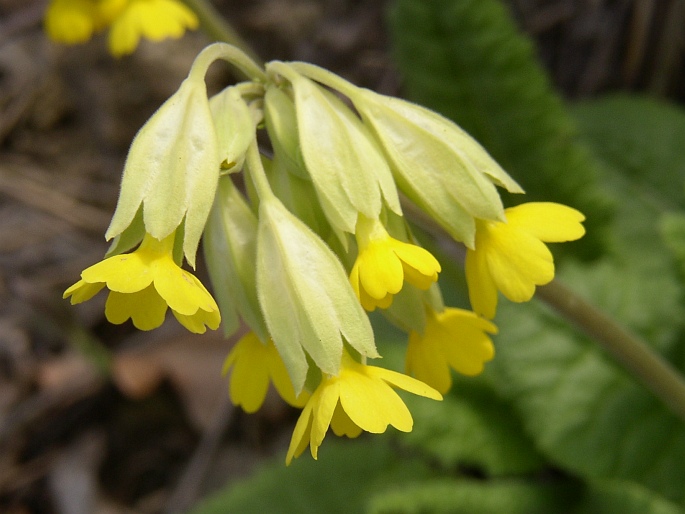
xmin=367 ymin=478 xmax=685 ymax=514
xmin=489 ymin=259 xmax=685 ymax=504
xmin=576 ymin=480 xmax=685 ymax=514
xmin=402 ymin=377 xmax=546 ymax=475
xmin=388 ymin=0 xmax=613 ymax=256
xmin=367 ymin=479 xmax=578 ymax=514
xmin=661 ymin=212 xmax=685 ymax=281
xmin=574 ymin=95 xmax=685 ymax=211
xmin=189 ymin=438 xmax=434 ymax=514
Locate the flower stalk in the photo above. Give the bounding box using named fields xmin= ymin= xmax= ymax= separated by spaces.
xmin=537 ymin=279 xmax=685 ymax=425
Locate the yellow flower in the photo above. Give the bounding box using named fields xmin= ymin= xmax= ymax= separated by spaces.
xmin=108 ymin=0 xmax=199 ymax=57
xmin=465 ymin=202 xmax=586 ymax=319
xmin=286 ymin=351 xmax=442 ymax=465
xmin=350 ymin=216 xmax=441 ymax=311
xmin=222 ymin=332 xmax=309 ymax=413
xmin=44 ymin=0 xmax=104 ymax=44
xmin=406 ymin=308 xmax=497 ymax=394
xmin=44 ymin=0 xmax=198 ymax=57
xmin=63 ymin=232 xmax=220 ymax=333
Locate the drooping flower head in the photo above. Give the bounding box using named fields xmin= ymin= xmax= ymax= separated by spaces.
xmin=63 ymin=231 xmax=220 ymax=333
xmin=406 ymin=307 xmax=497 ymax=394
xmin=350 ymin=215 xmax=441 ymax=311
xmin=465 ymin=202 xmax=586 ymax=319
xmin=286 ymin=350 xmax=442 ymax=465
xmin=222 ymin=332 xmax=309 ymax=413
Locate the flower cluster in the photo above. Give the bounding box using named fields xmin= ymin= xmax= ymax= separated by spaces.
xmin=64 ymin=43 xmax=585 ymax=463
xmin=44 ymin=0 xmax=198 ymax=57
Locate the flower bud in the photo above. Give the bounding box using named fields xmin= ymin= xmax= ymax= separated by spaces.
xmin=210 ymin=84 xmax=256 ymax=174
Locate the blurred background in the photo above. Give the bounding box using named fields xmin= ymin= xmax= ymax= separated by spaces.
xmin=1 ymin=0 xmax=685 ymax=513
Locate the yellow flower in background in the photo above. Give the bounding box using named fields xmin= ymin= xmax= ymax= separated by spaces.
xmin=465 ymin=202 xmax=586 ymax=319
xmin=63 ymin=232 xmax=220 ymax=333
xmin=44 ymin=0 xmax=105 ymax=44
xmin=108 ymin=0 xmax=199 ymax=57
xmin=222 ymin=332 xmax=309 ymax=413
xmin=286 ymin=351 xmax=441 ymax=465
xmin=44 ymin=0 xmax=198 ymax=57
xmin=350 ymin=216 xmax=441 ymax=311
xmin=406 ymin=308 xmax=497 ymax=394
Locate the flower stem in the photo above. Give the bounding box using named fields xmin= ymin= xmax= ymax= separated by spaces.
xmin=245 ymin=140 xmax=275 ymax=202
xmin=537 ymin=279 xmax=685 ymax=424
xmin=188 ymin=42 xmax=266 ymax=83
xmin=181 ymin=0 xmax=263 ymax=66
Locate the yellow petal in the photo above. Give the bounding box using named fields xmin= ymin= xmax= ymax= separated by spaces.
xmin=406 ymin=330 xmax=452 ymax=394
xmin=81 ymin=253 xmax=153 ymax=293
xmin=439 ymin=310 xmax=496 ymax=376
xmin=357 ymin=242 xmax=404 ymax=299
xmin=309 ymin=381 xmax=338 ymax=459
xmin=286 ymin=399 xmax=315 ymax=465
xmin=105 ymin=286 xmax=167 ymax=330
xmin=228 ymin=350 xmax=270 ymax=414
xmin=154 ymin=260 xmax=218 ymax=315
xmin=64 ymin=280 xmax=105 ymax=304
xmin=485 ymin=226 xmax=554 ymax=302
xmin=465 ymin=241 xmax=499 ymax=319
xmin=44 ymin=0 xmax=98 ymax=44
xmin=506 ymin=202 xmax=586 ymax=242
xmin=330 ymin=403 xmax=363 ymax=438
xmin=390 ymin=241 xmax=441 ymax=278
xmin=172 ymin=308 xmax=221 ymax=334
xmin=365 ymin=365 xmax=443 ymax=401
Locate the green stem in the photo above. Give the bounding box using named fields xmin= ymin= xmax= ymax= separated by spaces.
xmin=537 ymin=279 xmax=685 ymax=424
xmin=181 ymin=0 xmax=263 ymax=66
xmin=188 ymin=42 xmax=266 ymax=83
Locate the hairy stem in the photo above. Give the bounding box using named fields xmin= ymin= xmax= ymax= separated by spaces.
xmin=537 ymin=279 xmax=685 ymax=424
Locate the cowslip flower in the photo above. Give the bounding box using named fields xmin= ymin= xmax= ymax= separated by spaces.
xmin=286 ymin=351 xmax=442 ymax=465
xmin=465 ymin=202 xmax=586 ymax=319
xmin=222 ymin=332 xmax=309 ymax=413
xmin=350 ymin=215 xmax=441 ymax=311
xmin=44 ymin=0 xmax=198 ymax=57
xmin=63 ymin=231 xmax=220 ymax=333
xmin=108 ymin=0 xmax=199 ymax=57
xmin=44 ymin=0 xmax=105 ymax=45
xmin=406 ymin=308 xmax=497 ymax=394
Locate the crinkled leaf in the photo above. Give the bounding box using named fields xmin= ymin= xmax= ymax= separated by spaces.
xmin=189 ymin=438 xmax=434 ymax=514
